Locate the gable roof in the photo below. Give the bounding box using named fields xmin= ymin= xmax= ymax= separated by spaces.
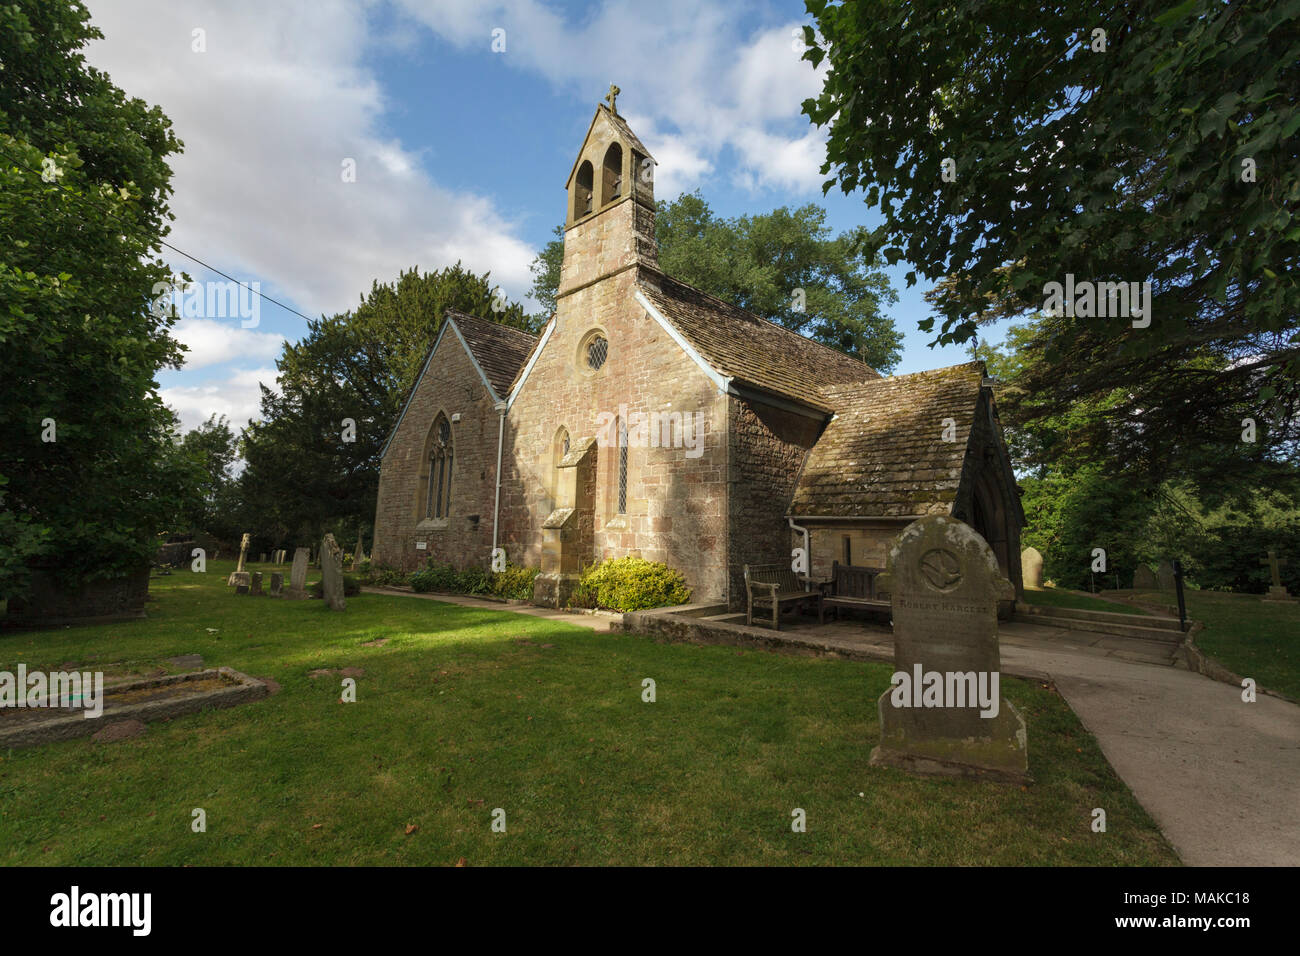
xmin=565 ymin=104 xmax=656 ymax=189
xmin=379 ymin=310 xmax=537 ymax=460
xmin=447 ymin=311 xmax=538 ymax=398
xmin=789 ymin=362 xmax=986 ymax=518
xmin=637 ymin=270 xmax=881 ymax=412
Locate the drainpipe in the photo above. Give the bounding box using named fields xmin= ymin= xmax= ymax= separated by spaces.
xmin=788 ymin=516 xmax=811 ymax=591
xmin=491 ymin=400 xmax=508 ymax=561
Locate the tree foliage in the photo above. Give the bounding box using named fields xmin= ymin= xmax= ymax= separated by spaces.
xmin=527 ymin=191 xmax=902 ymax=371
xmin=0 ymin=0 xmax=196 ymax=598
xmin=804 ymin=0 xmax=1300 ymax=491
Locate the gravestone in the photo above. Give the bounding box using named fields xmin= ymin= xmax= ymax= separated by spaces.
xmin=269 ymin=572 xmax=283 ymax=597
xmin=276 ymin=550 xmax=286 ymax=565
xmin=259 ymin=553 xmax=267 ymax=564
xmin=227 ymin=532 xmax=251 ymax=586
xmin=1020 ymin=547 xmax=1043 ymax=589
xmin=235 ymin=583 xmax=250 ymax=596
xmin=228 ymin=571 xmax=250 ymax=591
xmin=869 ymin=515 xmax=1028 ymax=783
xmin=249 ymin=571 xmax=264 ymax=596
xmin=1260 ymin=550 xmax=1293 ymax=602
xmin=287 ymin=548 xmax=309 ymax=600
xmin=350 ymin=534 xmax=367 ymax=572
xmin=1132 ymin=564 xmax=1157 ymax=590
xmin=1156 ymin=560 xmax=1176 ymax=591
xmin=320 ymin=534 xmax=346 ymax=611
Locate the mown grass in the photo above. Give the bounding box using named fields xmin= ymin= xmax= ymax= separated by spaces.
xmin=1022 ymin=587 xmax=1152 ymax=616
xmin=0 ymin=560 xmax=1178 ymax=866
xmin=1125 ymin=588 xmax=1299 ymax=700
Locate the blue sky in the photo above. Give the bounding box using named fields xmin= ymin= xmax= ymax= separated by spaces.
xmin=84 ymin=0 xmax=994 ymax=433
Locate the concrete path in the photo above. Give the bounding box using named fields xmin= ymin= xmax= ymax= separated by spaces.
xmin=365 ymin=587 xmax=1299 ymax=865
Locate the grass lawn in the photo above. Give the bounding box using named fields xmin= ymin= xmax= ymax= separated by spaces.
xmin=1022 ymin=587 xmax=1151 ymax=616
xmin=1126 ymin=588 xmax=1300 ymax=701
xmin=0 ymin=560 xmax=1178 ymax=866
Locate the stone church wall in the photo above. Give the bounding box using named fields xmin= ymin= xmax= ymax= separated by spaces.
xmin=725 ymin=396 xmax=825 ymax=609
xmin=498 ymin=268 xmax=730 ymax=603
xmin=373 ymin=331 xmax=501 ymax=573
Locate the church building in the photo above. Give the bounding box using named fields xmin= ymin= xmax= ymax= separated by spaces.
xmin=372 ymin=93 xmax=1025 ymax=609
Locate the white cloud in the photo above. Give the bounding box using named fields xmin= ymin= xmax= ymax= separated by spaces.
xmin=173 ymin=318 xmax=286 ymax=371
xmin=161 ymin=366 xmax=280 ymax=435
xmin=84 ymin=0 xmax=537 ymax=320
xmin=394 ymin=2 xmax=829 ymax=199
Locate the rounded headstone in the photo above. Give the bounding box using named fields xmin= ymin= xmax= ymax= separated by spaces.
xmin=1020 ymin=547 xmax=1044 ymax=589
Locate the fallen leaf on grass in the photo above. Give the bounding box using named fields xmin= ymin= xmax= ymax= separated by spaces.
xmin=405 ymin=824 xmax=418 ymax=835
xmin=311 ymin=823 xmax=323 ymax=830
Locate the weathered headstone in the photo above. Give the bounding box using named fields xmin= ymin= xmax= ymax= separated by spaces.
xmin=227 ymin=532 xmax=251 ymax=585
xmin=287 ymin=547 xmax=309 ymax=600
xmin=235 ymin=583 xmax=250 ymax=596
xmin=350 ymin=534 xmax=367 ymax=572
xmin=1020 ymin=547 xmax=1043 ymax=589
xmin=259 ymin=553 xmax=267 ymax=564
xmin=276 ymin=549 xmax=286 ymax=565
xmin=249 ymin=571 xmax=264 ymax=596
xmin=269 ymin=572 xmax=283 ymax=597
xmin=1156 ymin=560 xmax=1176 ymax=591
xmin=870 ymin=515 xmax=1028 ymax=783
xmin=320 ymin=534 xmax=346 ymax=611
xmin=229 ymin=571 xmax=250 ymax=591
xmin=1132 ymin=564 xmax=1157 ymax=590
xmin=1260 ymin=550 xmax=1293 ymax=602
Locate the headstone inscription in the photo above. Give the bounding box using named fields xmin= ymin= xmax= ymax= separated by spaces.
xmin=870 ymin=515 xmax=1028 ymax=783
xmin=320 ymin=534 xmax=346 ymax=611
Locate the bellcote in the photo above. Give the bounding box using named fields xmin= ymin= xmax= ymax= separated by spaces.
xmin=564 ymin=87 xmax=656 ymax=228
xmin=559 ymin=88 xmax=659 ymax=296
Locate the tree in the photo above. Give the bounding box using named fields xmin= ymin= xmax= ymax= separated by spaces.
xmin=236 ymin=264 xmax=530 ymax=552
xmin=176 ymin=414 xmax=240 ymax=540
xmin=803 ymin=1 xmax=1300 ymax=492
xmin=526 ymin=192 xmax=903 ymax=371
xmin=0 ymin=0 xmax=196 ymax=598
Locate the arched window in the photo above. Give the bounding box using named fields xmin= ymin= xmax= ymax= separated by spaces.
xmin=574 ymin=161 xmax=594 ymax=221
xmin=602 ymin=143 xmax=623 ymax=206
xmin=617 ymin=415 xmax=628 ymax=514
xmin=425 ymin=414 xmax=453 ymax=519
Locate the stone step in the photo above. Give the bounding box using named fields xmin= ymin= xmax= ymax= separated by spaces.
xmin=1010 ymin=612 xmax=1185 ymax=644
xmin=1017 ymin=601 xmax=1183 ymax=630
xmin=701 ymin=612 xmax=748 ymax=625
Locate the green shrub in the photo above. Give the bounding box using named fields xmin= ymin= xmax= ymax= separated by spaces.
xmin=365 ymin=565 xmax=406 ymax=587
xmin=491 ymin=563 xmax=539 ymax=601
xmin=574 ymin=557 xmax=691 ymax=612
xmin=309 ymin=574 xmax=361 ymax=598
xmin=408 ymin=561 xmax=458 ymax=593
xmin=457 ymin=566 xmax=492 ymax=595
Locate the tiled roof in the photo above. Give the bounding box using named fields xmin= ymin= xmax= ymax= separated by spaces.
xmin=790 ymin=362 xmax=986 ymax=518
xmin=447 ymin=310 xmax=537 ymax=399
xmin=638 ymin=271 xmax=881 ymax=410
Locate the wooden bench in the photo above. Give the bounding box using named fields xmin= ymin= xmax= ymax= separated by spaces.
xmin=819 ymin=561 xmax=890 ymax=623
xmin=744 ymin=563 xmax=821 ymax=631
